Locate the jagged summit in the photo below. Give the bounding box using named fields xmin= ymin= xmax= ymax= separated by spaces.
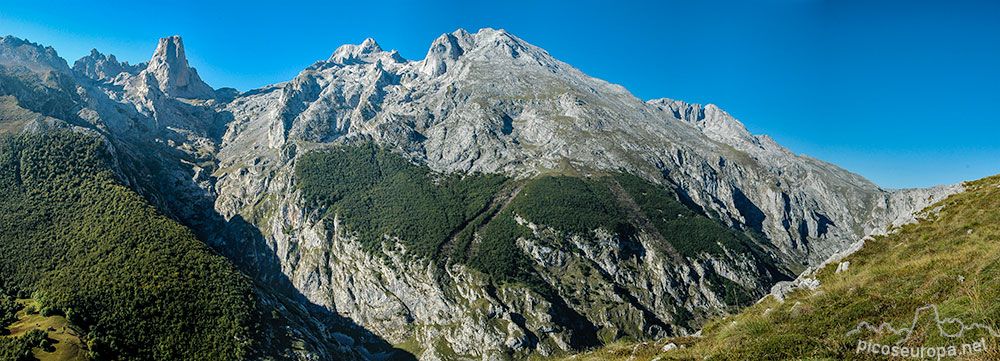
xmin=327 ymin=37 xmax=408 ymax=66
xmin=0 ymin=35 xmax=72 ymax=74
xmin=420 ymin=28 xmax=554 ymax=71
xmin=463 ymin=28 xmax=553 ymax=61
xmin=73 ymin=48 xmax=141 ymax=81
xmin=317 ymin=28 xmax=556 ymax=78
xmin=420 ymin=29 xmax=472 ymax=76
xmin=144 ymin=35 xmax=215 ymax=98
xmin=329 ymin=38 xmax=381 ymax=62
xmin=71 ymin=36 xmax=215 ymax=98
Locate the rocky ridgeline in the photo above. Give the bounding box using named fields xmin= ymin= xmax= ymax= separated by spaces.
xmin=0 ymin=30 xmax=960 ymax=360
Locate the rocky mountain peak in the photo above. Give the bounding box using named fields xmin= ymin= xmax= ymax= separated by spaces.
xmin=73 ymin=48 xmax=140 ymax=82
xmin=418 ymin=27 xmax=557 ymax=77
xmin=152 ymin=35 xmax=187 ymax=67
xmin=359 ymin=37 xmax=381 ymax=52
xmin=471 ymin=28 xmax=543 ymax=58
xmin=328 ymin=37 xmax=392 ymax=64
xmin=143 ymin=35 xmax=214 ymax=98
xmin=0 ymin=35 xmax=72 ymax=74
xmin=420 ymin=30 xmax=473 ymax=76
xmin=649 ymin=98 xmax=755 ymax=145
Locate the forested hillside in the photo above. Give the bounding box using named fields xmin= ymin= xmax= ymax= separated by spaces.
xmin=0 ymin=131 xmax=261 ymax=361
xmin=295 ymin=143 xmax=776 ymax=309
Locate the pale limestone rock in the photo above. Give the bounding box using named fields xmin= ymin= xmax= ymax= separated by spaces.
xmin=143 ymin=35 xmax=215 ymax=98
xmin=73 ymin=49 xmax=142 ymax=81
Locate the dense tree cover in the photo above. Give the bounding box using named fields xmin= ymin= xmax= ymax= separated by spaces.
xmin=295 ymin=142 xmax=509 ymax=258
xmin=0 ymin=329 xmax=47 ymax=361
xmin=467 ymin=175 xmax=635 ymax=295
xmin=0 ymin=293 xmax=21 ymax=328
xmin=296 ymin=144 xmax=559 ymax=292
xmin=614 ymin=173 xmax=780 ymax=308
xmin=508 ymin=175 xmax=634 ymax=239
xmin=0 ymin=132 xmax=260 ymax=361
xmin=613 ymin=173 xmax=764 ymax=259
xmin=296 ymin=144 xmax=780 ymax=298
xmin=467 ymin=210 xmax=550 ymax=293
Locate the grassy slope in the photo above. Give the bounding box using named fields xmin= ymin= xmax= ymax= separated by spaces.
xmin=3 ymin=299 xmax=86 ymax=361
xmin=553 ymin=174 xmax=1000 ymax=361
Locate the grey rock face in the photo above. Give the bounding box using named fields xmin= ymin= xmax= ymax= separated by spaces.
xmin=0 ymin=36 xmax=72 ymax=74
xmin=73 ymin=48 xmax=142 ymax=82
xmin=0 ymin=29 xmax=963 ymax=360
xmin=143 ymin=35 xmax=215 ymax=99
xmin=420 ymin=29 xmax=471 ymax=77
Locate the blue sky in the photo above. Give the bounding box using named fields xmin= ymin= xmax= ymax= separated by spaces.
xmin=1 ymin=0 xmax=997 ymax=188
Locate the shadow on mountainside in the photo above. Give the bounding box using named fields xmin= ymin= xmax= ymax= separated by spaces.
xmin=222 ymin=214 xmax=418 ymax=361
xmin=0 ymin=39 xmax=408 ymax=360
xmin=105 ymin=116 xmax=416 ymax=361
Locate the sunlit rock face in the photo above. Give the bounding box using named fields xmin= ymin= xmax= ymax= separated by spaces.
xmin=140 ymin=35 xmax=216 ymax=99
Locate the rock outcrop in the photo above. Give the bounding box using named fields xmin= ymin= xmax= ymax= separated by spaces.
xmin=72 ymin=48 xmax=142 ymax=82
xmin=0 ymin=35 xmax=72 ymax=74
xmin=142 ymin=35 xmax=215 ymax=98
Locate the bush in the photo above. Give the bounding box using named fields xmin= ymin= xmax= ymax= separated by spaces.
xmin=0 ymin=329 xmax=49 ymax=360
xmin=0 ymin=297 xmax=20 ymax=327
xmin=39 ymin=338 xmax=54 ymax=352
xmin=20 ymin=329 xmax=47 ymax=347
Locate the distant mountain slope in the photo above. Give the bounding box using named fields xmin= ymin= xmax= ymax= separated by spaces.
xmin=218 ymin=28 xmax=956 ymax=267
xmin=557 ymin=174 xmax=1000 ymax=360
xmin=292 ymin=143 xmax=789 ymax=349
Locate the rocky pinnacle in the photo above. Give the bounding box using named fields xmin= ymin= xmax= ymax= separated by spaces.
xmin=145 ymin=35 xmax=215 ymax=98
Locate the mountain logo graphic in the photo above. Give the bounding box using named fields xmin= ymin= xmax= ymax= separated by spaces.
xmin=847 ymin=304 xmax=1000 ymax=344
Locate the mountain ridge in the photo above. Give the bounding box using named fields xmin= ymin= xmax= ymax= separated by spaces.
xmin=0 ymin=29 xmax=962 ymax=360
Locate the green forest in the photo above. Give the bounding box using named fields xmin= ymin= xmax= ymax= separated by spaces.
xmin=0 ymin=131 xmax=261 ymax=361
xmin=296 ymin=142 xmax=510 ymax=258
xmin=613 ymin=173 xmax=763 ymax=259
xmin=296 ymin=143 xmax=769 ymax=303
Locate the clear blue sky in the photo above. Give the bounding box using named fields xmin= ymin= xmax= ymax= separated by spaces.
xmin=1 ymin=0 xmax=997 ymax=188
